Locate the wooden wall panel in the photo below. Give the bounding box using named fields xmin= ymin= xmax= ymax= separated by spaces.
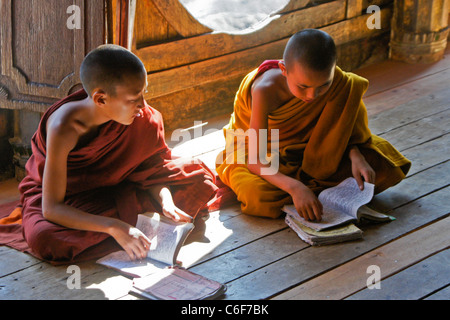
xmin=151 ymin=0 xmax=212 ymax=37
xmin=0 ymin=0 xmax=105 ymax=113
xmin=132 ymin=0 xmax=395 ymax=132
xmin=12 ymin=0 xmax=75 ymax=87
xmin=0 ymin=0 xmax=105 ymax=180
xmin=134 ymin=0 xmax=180 ymax=47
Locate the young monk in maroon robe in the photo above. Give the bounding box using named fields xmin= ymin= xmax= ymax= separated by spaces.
xmin=15 ymin=44 xmax=217 ymax=263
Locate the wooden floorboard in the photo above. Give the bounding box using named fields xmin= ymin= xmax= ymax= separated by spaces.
xmin=273 ymin=217 xmax=450 ymax=300
xmin=1 ymin=51 xmax=449 ymax=300
xmin=424 ymin=284 xmax=450 ymax=300
xmin=345 ymin=248 xmax=450 ymax=300
xmin=362 ymin=68 xmax=450 ymax=116
xmin=354 ymin=45 xmax=450 ymax=100
xmin=223 ymin=187 xmax=449 ymax=299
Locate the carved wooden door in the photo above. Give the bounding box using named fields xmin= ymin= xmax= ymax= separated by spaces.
xmin=0 ymin=0 xmax=104 ymax=113
xmin=0 ymin=0 xmax=104 ymax=180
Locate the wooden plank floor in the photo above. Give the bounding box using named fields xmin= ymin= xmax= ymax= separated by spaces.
xmin=1 ymin=48 xmax=449 ymax=300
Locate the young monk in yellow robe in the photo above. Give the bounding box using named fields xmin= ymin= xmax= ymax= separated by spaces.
xmin=216 ymin=29 xmax=411 ymax=220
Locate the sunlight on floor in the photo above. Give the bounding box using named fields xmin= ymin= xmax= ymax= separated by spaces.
xmin=85 ymin=274 xmax=133 ymax=300
xmin=84 ymin=209 xmax=237 ymax=299
xmin=178 ymin=210 xmax=234 ymax=268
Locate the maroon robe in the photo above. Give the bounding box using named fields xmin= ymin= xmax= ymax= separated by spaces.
xmin=7 ymin=89 xmax=217 ymax=263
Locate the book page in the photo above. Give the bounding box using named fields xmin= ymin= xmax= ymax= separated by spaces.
xmin=96 ymin=250 xmax=168 ymax=278
xmin=132 ymin=267 xmax=224 ymax=300
xmin=136 ymin=213 xmax=194 ymax=265
xmin=97 ymin=213 xmax=194 ymax=277
xmin=283 ymin=205 xmax=354 ymax=231
xmin=282 ymin=178 xmax=374 ymax=231
xmin=319 ymin=177 xmax=374 ymax=220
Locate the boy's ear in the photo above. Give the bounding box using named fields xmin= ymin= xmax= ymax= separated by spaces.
xmin=92 ymin=90 xmax=107 ymax=107
xmin=279 ymin=60 xmax=287 ymax=76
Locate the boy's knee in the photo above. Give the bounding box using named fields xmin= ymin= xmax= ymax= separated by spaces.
xmin=22 ymin=212 xmax=76 ymax=261
xmin=23 ymin=223 xmax=59 ymax=260
xmin=223 ymin=165 xmax=291 ymax=218
xmin=235 ymin=178 xmax=289 ymax=219
xmin=240 ymin=199 xmax=284 ymax=219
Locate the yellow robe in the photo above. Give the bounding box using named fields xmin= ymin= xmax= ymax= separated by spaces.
xmin=216 ymin=63 xmax=411 ymax=218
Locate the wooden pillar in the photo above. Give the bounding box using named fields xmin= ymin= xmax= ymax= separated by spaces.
xmin=110 ymin=0 xmax=136 ymax=50
xmin=390 ymin=0 xmax=449 ymax=63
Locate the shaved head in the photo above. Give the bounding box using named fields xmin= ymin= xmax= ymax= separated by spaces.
xmin=80 ymin=44 xmax=146 ymax=97
xmin=283 ymin=29 xmax=336 ymax=72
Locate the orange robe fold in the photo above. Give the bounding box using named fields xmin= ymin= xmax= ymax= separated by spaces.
xmin=1 ymin=89 xmax=217 ymax=263
xmin=216 ymin=60 xmax=411 ymax=218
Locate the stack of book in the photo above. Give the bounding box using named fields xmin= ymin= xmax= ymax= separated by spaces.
xmin=282 ymin=178 xmax=394 ymax=246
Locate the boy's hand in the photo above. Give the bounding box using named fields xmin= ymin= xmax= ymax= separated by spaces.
xmin=162 ymin=200 xmax=194 ymax=223
xmin=109 ymin=221 xmax=151 ymax=260
xmin=349 ymin=147 xmax=376 ymax=190
xmin=149 ymin=185 xmax=194 ymax=223
xmin=290 ymin=182 xmax=323 ymax=221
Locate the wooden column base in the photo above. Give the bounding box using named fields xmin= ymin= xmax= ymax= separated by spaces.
xmin=389 ymin=0 xmax=449 ymax=64
xmin=389 ymin=28 xmax=449 ymax=64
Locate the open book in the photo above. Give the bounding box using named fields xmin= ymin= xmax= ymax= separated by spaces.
xmin=97 ymin=212 xmax=226 ymax=300
xmin=97 ymin=212 xmax=194 ymax=278
xmin=283 ymin=177 xmax=394 ymax=232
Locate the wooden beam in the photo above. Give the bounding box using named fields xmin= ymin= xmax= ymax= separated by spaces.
xmin=145 ymin=7 xmax=391 ymax=99
xmin=151 ymin=0 xmax=212 ymax=37
xmin=137 ymin=0 xmax=346 ymax=73
xmin=321 ymin=5 xmax=392 ymax=46
xmin=276 ymin=0 xmax=310 ymax=14
xmin=145 ymin=40 xmax=284 ymax=99
xmin=150 ymin=73 xmax=242 ymax=132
